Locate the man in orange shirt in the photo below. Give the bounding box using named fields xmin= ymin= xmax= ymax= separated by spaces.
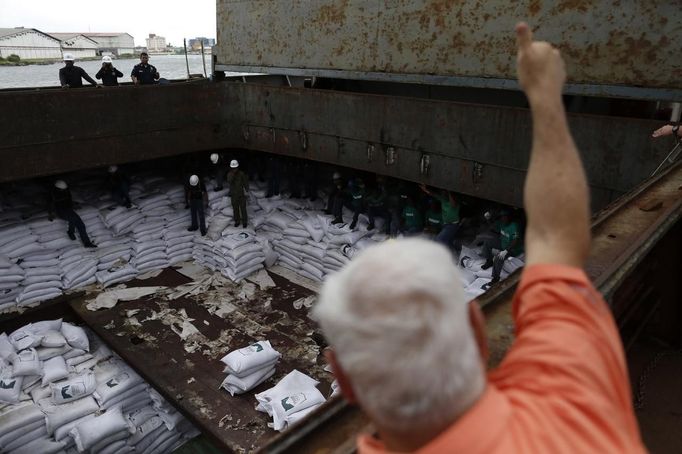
xmin=314 ymin=23 xmax=647 ymax=453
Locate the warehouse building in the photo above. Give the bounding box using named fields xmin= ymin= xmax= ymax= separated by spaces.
xmin=0 ymin=27 xmax=61 ymax=60
xmin=49 ymin=33 xmax=98 ymax=59
xmin=82 ymin=32 xmax=135 ymax=56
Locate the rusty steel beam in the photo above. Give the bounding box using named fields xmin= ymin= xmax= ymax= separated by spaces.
xmin=215 ymin=0 xmax=681 ymax=99
xmin=261 ymin=162 xmax=682 ymax=454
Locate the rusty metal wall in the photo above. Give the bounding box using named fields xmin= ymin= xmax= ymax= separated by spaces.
xmin=0 ymin=82 xmax=672 ymax=210
xmin=215 ymin=0 xmax=681 ymax=95
xmin=232 ymin=83 xmax=672 ymax=209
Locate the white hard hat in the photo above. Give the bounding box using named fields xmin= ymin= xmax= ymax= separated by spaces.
xmin=210 ymin=153 xmax=219 ymax=164
xmin=108 ymin=165 xmax=118 ymax=173
xmin=63 ymin=53 xmax=75 ymax=61
xmin=55 ymin=180 xmax=68 ymax=189
xmin=189 ymin=175 xmax=199 ymax=186
xmin=333 ymin=172 xmax=341 ymax=180
xmin=484 ymin=211 xmax=491 ymax=220
xmin=102 ymin=56 xmax=112 ymax=63
xmin=230 ymin=160 xmax=239 ymax=168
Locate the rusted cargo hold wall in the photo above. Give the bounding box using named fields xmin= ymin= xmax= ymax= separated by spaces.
xmin=231 ymin=83 xmax=672 ymax=209
xmin=215 ymin=0 xmax=681 ymax=97
xmin=0 ymin=83 xmax=672 ymax=210
xmin=0 ymin=82 xmax=239 ymax=178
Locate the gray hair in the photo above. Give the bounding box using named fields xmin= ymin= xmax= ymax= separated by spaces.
xmin=315 ymin=238 xmax=485 ymax=433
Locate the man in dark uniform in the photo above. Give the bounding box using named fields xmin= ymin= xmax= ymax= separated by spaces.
xmin=107 ymin=165 xmax=131 ymax=208
xmin=326 ymin=172 xmax=345 ymax=225
xmin=228 ymin=160 xmax=249 ymax=228
xmin=131 ymin=52 xmax=160 ymax=85
xmin=96 ymin=56 xmax=123 ymax=87
xmin=186 ymin=175 xmax=208 ymax=236
xmin=59 ymin=53 xmax=97 ymax=88
xmin=48 ymin=180 xmax=96 ymax=248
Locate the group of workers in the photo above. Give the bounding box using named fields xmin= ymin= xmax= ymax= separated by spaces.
xmin=59 ymin=52 xmax=161 ymax=88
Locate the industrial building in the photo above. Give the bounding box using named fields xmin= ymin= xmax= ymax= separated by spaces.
xmin=146 ymin=33 xmax=167 ymax=52
xmin=49 ymin=33 xmax=98 ymax=59
xmin=0 ymin=27 xmax=61 ymax=60
xmin=82 ymin=32 xmax=135 ymax=56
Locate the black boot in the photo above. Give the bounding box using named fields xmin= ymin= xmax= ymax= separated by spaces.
xmin=332 ymin=218 xmax=344 ymax=225
xmin=234 ymin=221 xmax=240 ymax=227
xmin=67 ymin=231 xmax=76 ymax=241
xmin=481 ymin=260 xmax=493 ymax=270
xmin=349 ymin=220 xmax=357 ymax=230
xmin=83 ymin=241 xmax=97 ymax=248
xmin=367 ymin=223 xmax=375 ymax=231
xmin=187 ymin=226 xmax=198 ymax=232
xmin=200 ymin=229 xmax=207 ymax=236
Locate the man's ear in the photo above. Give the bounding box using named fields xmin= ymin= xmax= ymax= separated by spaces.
xmin=468 ymin=301 xmax=489 ymax=365
xmin=325 ymin=349 xmax=357 ymax=404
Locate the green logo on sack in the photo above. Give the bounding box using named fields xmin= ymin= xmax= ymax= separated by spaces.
xmin=61 ymin=386 xmax=73 ymax=399
xmin=106 ymin=378 xmax=119 ymax=388
xmin=251 ymin=343 xmax=264 ymax=352
xmin=281 ymin=393 xmax=306 ymax=411
xmin=0 ymin=379 xmax=16 ymax=389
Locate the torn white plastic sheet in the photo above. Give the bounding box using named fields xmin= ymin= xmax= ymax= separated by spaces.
xmin=86 ymin=286 xmax=165 ymax=311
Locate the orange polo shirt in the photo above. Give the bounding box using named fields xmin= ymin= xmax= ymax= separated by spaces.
xmin=358 ymin=264 xmax=646 ymax=454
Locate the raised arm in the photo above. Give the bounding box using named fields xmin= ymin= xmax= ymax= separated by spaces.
xmin=516 ymin=23 xmax=590 ymax=268
xmin=81 ymin=68 xmax=97 ymax=86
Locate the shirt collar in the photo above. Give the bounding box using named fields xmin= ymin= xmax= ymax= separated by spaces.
xmin=357 ymin=385 xmax=510 ymax=454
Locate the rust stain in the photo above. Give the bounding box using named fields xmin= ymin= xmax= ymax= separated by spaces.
xmin=555 ymin=0 xmax=591 ymax=13
xmin=528 ymin=0 xmax=542 ymax=16
xmin=316 ymin=0 xmax=349 ymax=26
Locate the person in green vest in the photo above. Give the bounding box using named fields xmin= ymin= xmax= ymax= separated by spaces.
xmin=401 ymin=195 xmax=423 ymax=235
xmin=424 ymin=199 xmax=443 ymax=235
xmin=419 ymin=184 xmax=460 ymax=249
xmin=481 ymin=210 xmax=523 ymax=284
xmin=227 ymin=159 xmax=249 ymax=228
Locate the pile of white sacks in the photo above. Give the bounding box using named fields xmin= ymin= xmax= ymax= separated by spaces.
xmin=457 ymin=244 xmax=525 ymax=302
xmin=219 ymin=340 xmax=281 ymax=396
xmin=0 ymin=173 xmax=524 ymax=314
xmin=0 ymin=318 xmax=199 ymax=453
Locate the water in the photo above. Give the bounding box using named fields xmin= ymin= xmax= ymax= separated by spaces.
xmin=0 ymin=54 xmax=214 ymax=89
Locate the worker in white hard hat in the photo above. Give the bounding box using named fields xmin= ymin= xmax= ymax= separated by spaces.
xmin=185 ymin=174 xmax=208 ymax=235
xmin=48 ymin=180 xmax=96 ymax=248
xmin=106 ymin=165 xmax=131 ymax=208
xmin=209 ymin=152 xmax=227 ymax=191
xmin=96 ymin=55 xmax=123 ymax=87
xmin=227 ymin=160 xmax=249 ymax=228
xmin=59 ymin=53 xmax=97 ymax=88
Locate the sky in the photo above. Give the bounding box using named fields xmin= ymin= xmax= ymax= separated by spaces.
xmin=0 ymin=0 xmax=217 ymax=47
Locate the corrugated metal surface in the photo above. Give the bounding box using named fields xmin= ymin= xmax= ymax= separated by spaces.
xmin=215 ymin=0 xmax=681 ymax=91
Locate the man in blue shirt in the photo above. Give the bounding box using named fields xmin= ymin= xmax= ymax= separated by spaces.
xmin=131 ymin=52 xmax=160 ymax=85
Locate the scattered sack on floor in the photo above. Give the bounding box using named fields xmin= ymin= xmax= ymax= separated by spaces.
xmin=220 ymin=363 xmax=276 ymax=396
xmin=255 ymin=369 xmax=326 ymax=431
xmin=220 ymin=340 xmax=281 ymax=377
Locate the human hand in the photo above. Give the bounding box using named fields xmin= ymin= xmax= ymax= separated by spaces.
xmin=652 ymin=125 xmax=674 ymax=138
xmin=515 ymin=22 xmax=566 ymax=104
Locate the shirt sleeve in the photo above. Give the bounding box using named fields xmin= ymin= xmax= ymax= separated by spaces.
xmin=115 ymin=68 xmax=123 ymax=78
xmin=81 ymin=68 xmax=97 ymax=85
xmin=131 ymin=66 xmax=137 ymax=78
xmin=489 ymin=264 xmax=640 ymax=444
xmin=59 ymin=69 xmax=66 ymax=86
xmin=95 ymin=68 xmax=104 ymax=79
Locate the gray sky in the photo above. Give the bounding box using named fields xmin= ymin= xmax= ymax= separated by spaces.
xmin=0 ymin=0 xmax=217 ymax=47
